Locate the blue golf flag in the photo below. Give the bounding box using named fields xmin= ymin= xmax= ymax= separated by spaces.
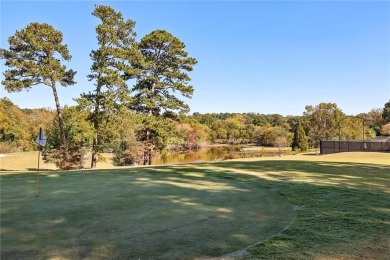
xmin=35 ymin=127 xmax=47 ymax=147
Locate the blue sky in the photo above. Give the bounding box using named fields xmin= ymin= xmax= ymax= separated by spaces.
xmin=1 ymin=1 xmax=389 ymax=116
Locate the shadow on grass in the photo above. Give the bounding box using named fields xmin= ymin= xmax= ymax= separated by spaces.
xmin=134 ymin=159 xmax=390 ymax=258
xmin=1 ymin=159 xmax=389 ymax=259
xmin=26 ymin=168 xmax=57 ymax=172
xmin=204 ymin=160 xmax=390 ymax=258
xmin=213 ymin=160 xmax=389 ymax=191
xmin=0 ymin=169 xmax=18 ymax=172
xmin=0 ymin=165 xmax=295 ymax=259
xmin=0 ymin=168 xmax=57 ymax=173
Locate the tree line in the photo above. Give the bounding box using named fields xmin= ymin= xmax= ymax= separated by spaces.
xmin=1 ymin=97 xmax=389 ymax=167
xmin=1 ymin=5 xmax=389 ymax=169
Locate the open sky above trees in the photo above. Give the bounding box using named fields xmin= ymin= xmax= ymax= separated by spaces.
xmin=1 ymin=1 xmax=389 ymax=116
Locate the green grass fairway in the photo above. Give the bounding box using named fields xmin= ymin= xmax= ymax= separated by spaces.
xmin=0 ymin=169 xmax=294 ymax=259
xmin=1 ymin=152 xmax=389 ymax=259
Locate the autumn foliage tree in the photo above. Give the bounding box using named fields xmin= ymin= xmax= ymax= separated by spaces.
xmin=0 ymin=98 xmax=55 ymax=153
xmin=0 ymin=98 xmax=30 ymax=152
xmin=303 ymin=103 xmax=345 ymax=147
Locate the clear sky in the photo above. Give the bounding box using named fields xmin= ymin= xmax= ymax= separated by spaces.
xmin=1 ymin=1 xmax=389 ymax=116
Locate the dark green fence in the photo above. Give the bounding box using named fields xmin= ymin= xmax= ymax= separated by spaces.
xmin=320 ymin=139 xmax=390 ymax=155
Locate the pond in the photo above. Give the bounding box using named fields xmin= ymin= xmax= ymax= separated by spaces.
xmin=152 ymin=146 xmax=290 ymax=165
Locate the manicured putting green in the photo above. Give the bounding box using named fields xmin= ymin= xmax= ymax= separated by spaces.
xmin=1 ymin=168 xmax=295 ymax=259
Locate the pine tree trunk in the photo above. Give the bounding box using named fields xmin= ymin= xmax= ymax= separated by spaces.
xmin=91 ymin=114 xmax=99 ymax=169
xmin=51 ymin=83 xmax=66 ymax=146
xmin=91 ymin=135 xmax=98 ymax=168
xmin=143 ymin=128 xmax=152 ymax=165
xmin=91 ymin=77 xmax=101 ymax=169
xmin=143 ymin=82 xmax=156 ymax=166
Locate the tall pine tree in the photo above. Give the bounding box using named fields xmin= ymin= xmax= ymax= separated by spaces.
xmin=132 ymin=30 xmax=197 ymax=165
xmin=1 ymin=23 xmax=76 ymax=146
xmin=76 ymin=5 xmax=142 ymax=168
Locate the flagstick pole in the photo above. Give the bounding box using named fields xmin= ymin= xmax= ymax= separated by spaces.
xmin=36 ymin=147 xmax=40 ymax=197
xmin=35 ymin=127 xmax=46 ymax=197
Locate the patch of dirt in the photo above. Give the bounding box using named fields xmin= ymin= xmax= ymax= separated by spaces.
xmin=353 ymin=235 xmax=390 ymax=260
xmin=315 ymin=235 xmax=390 ymax=260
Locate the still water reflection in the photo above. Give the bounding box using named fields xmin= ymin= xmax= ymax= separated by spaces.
xmin=152 ymin=146 xmax=242 ymax=165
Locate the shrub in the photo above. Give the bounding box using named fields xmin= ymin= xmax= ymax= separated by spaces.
xmin=43 ymin=144 xmax=87 ymax=170
xmin=113 ymin=140 xmax=145 ymax=166
xmin=0 ymin=142 xmax=18 ymax=153
xmin=380 ymin=123 xmax=390 ymax=136
xmin=223 ymin=152 xmax=239 ymax=160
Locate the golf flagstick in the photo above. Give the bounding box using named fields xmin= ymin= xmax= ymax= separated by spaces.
xmin=35 ymin=128 xmax=47 ymax=197
xmin=36 ymin=147 xmax=40 ymax=196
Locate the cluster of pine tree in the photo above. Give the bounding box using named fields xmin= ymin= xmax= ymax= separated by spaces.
xmin=1 ymin=5 xmax=197 ymax=169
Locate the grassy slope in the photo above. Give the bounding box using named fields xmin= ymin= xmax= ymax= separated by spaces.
xmin=1 ymin=152 xmax=389 ymax=259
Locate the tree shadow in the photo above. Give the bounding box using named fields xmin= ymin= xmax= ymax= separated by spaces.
xmin=26 ymin=168 xmax=57 ymax=172
xmin=0 ymin=169 xmax=18 ymax=172
xmin=0 ymin=166 xmax=295 ymax=259
xmin=0 ymin=168 xmax=57 ymax=173
xmin=203 ymin=160 xmax=390 ymax=258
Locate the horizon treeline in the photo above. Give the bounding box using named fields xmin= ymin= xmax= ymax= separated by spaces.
xmin=1 ymin=97 xmax=389 ymax=153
